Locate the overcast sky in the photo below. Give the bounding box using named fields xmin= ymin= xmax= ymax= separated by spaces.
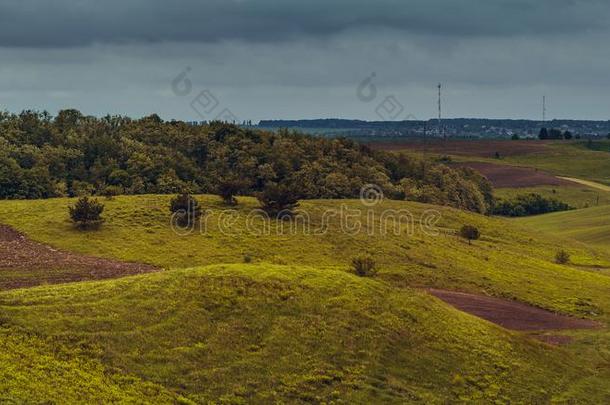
xmin=1 ymin=0 xmax=610 ymax=121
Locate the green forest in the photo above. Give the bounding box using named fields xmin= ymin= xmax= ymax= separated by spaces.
xmin=0 ymin=110 xmax=493 ymax=213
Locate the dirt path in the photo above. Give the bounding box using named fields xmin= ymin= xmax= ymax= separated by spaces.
xmin=428 ymin=289 xmax=599 ymax=331
xmin=0 ymin=224 xmax=158 ymax=290
xmin=559 ymin=177 xmax=610 ymax=192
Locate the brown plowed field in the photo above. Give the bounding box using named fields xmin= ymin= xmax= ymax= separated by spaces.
xmin=0 ymin=224 xmax=158 ymax=290
xmin=451 ymin=161 xmax=575 ymax=188
xmin=372 ymin=139 xmax=557 ymax=158
xmin=428 ymin=289 xmax=600 ymax=332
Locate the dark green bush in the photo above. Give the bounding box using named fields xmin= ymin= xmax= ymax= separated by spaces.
xmin=69 ymin=196 xmax=104 ymax=229
xmin=256 ymin=183 xmax=300 ymax=217
xmin=169 ymin=193 xmax=202 ymax=227
xmin=555 ymin=250 xmax=570 ymax=264
xmin=459 ymin=225 xmax=480 ymax=245
xmin=217 ymin=176 xmax=248 ymax=206
xmin=351 ymin=255 xmax=378 ymax=277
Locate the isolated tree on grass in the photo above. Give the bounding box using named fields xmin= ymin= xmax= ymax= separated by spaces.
xmin=555 ymin=250 xmax=570 ymax=264
xmin=217 ymin=176 xmax=248 ymax=206
xmin=351 ymin=255 xmax=378 ymax=277
xmin=169 ymin=193 xmax=202 ymax=227
xmin=459 ymin=225 xmax=480 ymax=245
xmin=256 ymin=182 xmax=300 ymax=217
xmin=69 ymin=196 xmax=104 ymax=229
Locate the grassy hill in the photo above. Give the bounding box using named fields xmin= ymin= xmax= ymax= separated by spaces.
xmin=517 ymin=205 xmax=610 ymax=256
xmin=1 ymin=195 xmax=610 ymax=402
xmin=1 ymin=195 xmax=609 ymax=318
xmin=0 ymin=263 xmax=608 ymax=403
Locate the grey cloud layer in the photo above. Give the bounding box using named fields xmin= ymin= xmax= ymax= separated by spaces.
xmin=1 ymin=0 xmax=609 ymax=47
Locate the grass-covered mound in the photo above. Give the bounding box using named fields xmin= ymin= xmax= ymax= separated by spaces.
xmin=1 ymin=195 xmax=609 ymax=319
xmin=518 ymin=204 xmax=610 ymax=256
xmin=0 ymin=264 xmax=607 ymax=403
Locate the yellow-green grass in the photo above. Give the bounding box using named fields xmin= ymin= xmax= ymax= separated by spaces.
xmin=1 ymin=195 xmax=609 ymax=321
xmin=0 ymin=328 xmax=177 ymax=403
xmin=517 ymin=205 xmax=610 ymax=256
xmin=495 ymin=185 xmax=610 ymax=209
xmin=1 ymin=263 xmax=608 ymax=403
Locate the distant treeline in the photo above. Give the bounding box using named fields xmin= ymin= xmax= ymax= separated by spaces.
xmin=260 ymin=118 xmax=610 ymax=138
xmin=0 ymin=110 xmax=494 ymax=213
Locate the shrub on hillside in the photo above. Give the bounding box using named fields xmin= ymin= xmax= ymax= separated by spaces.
xmin=169 ymin=193 xmax=203 ymax=227
xmin=555 ymin=250 xmax=570 ymax=264
xmin=69 ymin=196 xmax=104 ymax=229
xmin=493 ymin=193 xmax=573 ymax=217
xmin=351 ymin=255 xmax=378 ymax=277
xmin=459 ymin=225 xmax=480 ymax=245
xmin=217 ymin=176 xmax=248 ymax=206
xmin=256 ymin=183 xmax=300 ymax=217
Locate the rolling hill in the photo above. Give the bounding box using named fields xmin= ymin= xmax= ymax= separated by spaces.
xmin=0 ymin=263 xmax=608 ymax=403
xmin=1 ymin=195 xmax=610 ymax=402
xmin=517 ymin=205 xmax=610 ymax=256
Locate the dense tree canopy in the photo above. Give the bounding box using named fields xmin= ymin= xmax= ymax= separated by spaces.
xmin=0 ymin=110 xmax=493 ymax=213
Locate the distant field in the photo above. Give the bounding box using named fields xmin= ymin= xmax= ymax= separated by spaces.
xmin=496 ymin=185 xmax=610 ymax=209
xmin=451 ymin=161 xmax=573 ymax=188
xmin=371 ymin=139 xmax=558 ymax=158
xmin=372 ymin=138 xmax=610 ymax=215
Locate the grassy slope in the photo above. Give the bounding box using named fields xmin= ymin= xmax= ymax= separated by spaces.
xmin=517 ymin=205 xmax=610 ymax=256
xmin=0 ymin=328 xmax=177 ymax=403
xmin=1 ymin=196 xmax=610 ymax=402
xmin=1 ymin=195 xmax=609 ymax=318
xmin=0 ymin=264 xmax=608 ymax=403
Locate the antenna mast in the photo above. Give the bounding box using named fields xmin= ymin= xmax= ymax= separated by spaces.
xmin=437 ymin=83 xmax=444 ymax=138
xmin=542 ymin=95 xmax=546 ymax=124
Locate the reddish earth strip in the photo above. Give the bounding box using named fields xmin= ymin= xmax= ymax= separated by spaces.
xmin=428 ymin=289 xmax=599 ymax=336
xmin=0 ymin=224 xmax=158 ymax=290
xmin=371 ymin=139 xmax=557 ymax=158
xmin=450 ymin=161 xmax=575 ymax=188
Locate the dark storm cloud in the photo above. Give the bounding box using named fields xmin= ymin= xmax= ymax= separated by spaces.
xmin=1 ymin=0 xmax=609 ymax=48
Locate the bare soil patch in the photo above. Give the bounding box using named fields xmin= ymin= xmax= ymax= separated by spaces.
xmin=0 ymin=224 xmax=158 ymax=290
xmin=451 ymin=161 xmax=574 ymax=188
xmin=371 ymin=139 xmax=557 ymax=158
xmin=428 ymin=289 xmax=599 ymax=332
